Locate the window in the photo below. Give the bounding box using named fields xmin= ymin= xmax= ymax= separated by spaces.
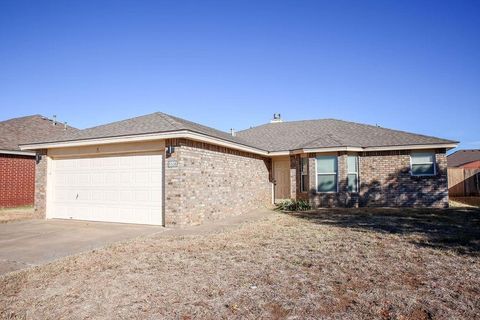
xmin=300 ymin=157 xmax=308 ymax=192
xmin=316 ymin=156 xmax=338 ymax=192
xmin=347 ymin=155 xmax=359 ymax=192
xmin=411 ymin=152 xmax=436 ymax=176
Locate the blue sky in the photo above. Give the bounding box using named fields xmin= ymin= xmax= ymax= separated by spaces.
xmin=1 ymin=0 xmax=478 ymax=151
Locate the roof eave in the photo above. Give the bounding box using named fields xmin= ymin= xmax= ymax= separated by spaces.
xmin=19 ymin=130 xmax=271 ymax=156
xmin=19 ymin=132 xmax=458 ymax=157
xmin=0 ymin=149 xmax=36 ymax=156
xmin=361 ymin=143 xmax=458 ymax=151
xmin=270 ymin=143 xmax=458 ymax=155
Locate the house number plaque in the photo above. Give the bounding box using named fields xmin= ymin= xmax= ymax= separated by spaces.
xmin=167 ymin=159 xmax=178 ymax=168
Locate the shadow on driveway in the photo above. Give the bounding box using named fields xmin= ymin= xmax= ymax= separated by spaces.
xmin=285 ymin=207 xmax=480 ymax=255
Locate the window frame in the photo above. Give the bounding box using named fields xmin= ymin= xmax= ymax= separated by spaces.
xmin=347 ymin=155 xmax=359 ymax=193
xmin=315 ymin=155 xmax=338 ymax=193
xmin=410 ymin=151 xmax=436 ymax=177
xmin=300 ymin=157 xmax=308 ymax=193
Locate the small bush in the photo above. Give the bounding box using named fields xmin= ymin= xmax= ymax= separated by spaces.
xmin=276 ymin=199 xmax=311 ymax=212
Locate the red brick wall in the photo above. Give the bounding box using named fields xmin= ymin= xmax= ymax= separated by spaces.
xmin=460 ymin=160 xmax=480 ymax=169
xmin=0 ymin=154 xmax=35 ymax=208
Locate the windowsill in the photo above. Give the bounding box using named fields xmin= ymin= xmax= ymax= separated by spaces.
xmin=411 ymin=174 xmax=436 ymax=177
xmin=313 ymin=191 xmax=359 ymax=194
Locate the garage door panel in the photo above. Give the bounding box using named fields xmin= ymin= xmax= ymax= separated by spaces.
xmin=49 ymin=153 xmax=163 ymax=225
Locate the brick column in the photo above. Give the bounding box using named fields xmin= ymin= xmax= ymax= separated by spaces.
xmin=289 ymin=155 xmax=297 ymax=199
xmin=435 ymin=150 xmax=449 ymax=208
xmin=337 ymin=152 xmax=348 ymax=206
xmin=308 ymin=154 xmax=318 ymax=207
xmin=34 ymin=150 xmax=48 ymax=219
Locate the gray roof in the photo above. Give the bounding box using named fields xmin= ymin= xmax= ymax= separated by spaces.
xmin=0 ymin=115 xmax=77 ymax=151
xmin=23 ymin=112 xmax=457 ymax=153
xmin=236 ymin=119 xmax=457 ymax=152
xmin=27 ymin=112 xmax=257 ymax=149
xmin=447 ymin=149 xmax=480 ymax=167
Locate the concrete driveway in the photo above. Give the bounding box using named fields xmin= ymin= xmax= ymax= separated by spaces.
xmin=0 ymin=219 xmax=164 ymax=275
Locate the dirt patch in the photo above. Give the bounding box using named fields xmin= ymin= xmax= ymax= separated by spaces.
xmin=450 ymin=197 xmax=480 ymax=208
xmin=1 ymin=208 xmax=479 ymax=319
xmin=0 ymin=207 xmax=35 ymax=223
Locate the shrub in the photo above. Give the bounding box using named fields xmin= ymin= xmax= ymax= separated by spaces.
xmin=275 ymin=199 xmax=311 ymax=212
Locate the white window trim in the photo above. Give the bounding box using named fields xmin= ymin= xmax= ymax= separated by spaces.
xmin=315 ymin=156 xmax=339 ymax=193
xmin=347 ymin=156 xmax=359 ymax=193
xmin=300 ymin=157 xmax=308 ymax=193
xmin=410 ymin=152 xmax=437 ymax=177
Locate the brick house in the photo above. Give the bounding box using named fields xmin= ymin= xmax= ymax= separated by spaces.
xmin=0 ymin=115 xmax=77 ymax=208
xmin=20 ymin=112 xmax=457 ymax=226
xmin=448 ymin=149 xmax=480 ymax=169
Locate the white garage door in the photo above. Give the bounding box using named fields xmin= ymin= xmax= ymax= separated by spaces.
xmin=48 ymin=153 xmax=163 ymax=225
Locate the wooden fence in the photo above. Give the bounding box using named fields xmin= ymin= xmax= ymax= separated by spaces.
xmin=448 ymin=168 xmax=480 ymax=197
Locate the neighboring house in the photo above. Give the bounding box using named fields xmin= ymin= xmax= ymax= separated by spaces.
xmin=0 ymin=115 xmax=77 ymax=208
xmin=20 ymin=112 xmax=457 ymax=226
xmin=447 ymin=149 xmax=480 ymax=197
xmin=447 ymin=149 xmax=480 ymax=169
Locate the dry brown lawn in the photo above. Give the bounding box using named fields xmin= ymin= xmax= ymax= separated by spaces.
xmin=0 ymin=207 xmax=35 ymax=223
xmin=1 ymin=208 xmax=479 ymax=319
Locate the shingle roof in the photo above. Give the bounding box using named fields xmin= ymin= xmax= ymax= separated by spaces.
xmin=236 ymin=119 xmax=457 ymax=152
xmin=26 ymin=112 xmax=257 ymax=149
xmin=22 ymin=113 xmax=457 ymax=153
xmin=447 ymin=149 xmax=480 ymax=167
xmin=0 ymin=115 xmax=78 ymax=151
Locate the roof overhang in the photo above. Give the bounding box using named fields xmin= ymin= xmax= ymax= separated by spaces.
xmin=0 ymin=149 xmax=36 ymax=156
xmin=19 ymin=130 xmax=271 ymax=156
xmin=19 ymin=132 xmax=458 ymax=157
xmin=269 ymin=143 xmax=458 ymax=156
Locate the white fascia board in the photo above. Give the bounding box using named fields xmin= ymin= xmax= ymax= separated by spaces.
xmin=363 ymin=143 xmax=458 ymax=151
xmin=268 ymin=151 xmax=291 ymax=156
xmin=0 ymin=149 xmax=36 ymax=156
xmin=300 ymin=146 xmax=364 ymax=153
xmin=19 ymin=130 xmax=270 ymax=156
xmin=19 ymin=131 xmax=185 ymax=150
xmin=298 ymin=144 xmax=457 ymax=154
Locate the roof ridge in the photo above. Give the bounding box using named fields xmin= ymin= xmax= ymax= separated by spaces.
xmin=239 ymin=117 xmax=457 ymax=144
xmin=154 ymin=112 xmax=185 ymax=130
xmin=0 ymin=114 xmax=44 ymax=123
xmin=74 ymin=112 xmax=160 ymax=132
xmin=323 ymin=118 xmax=459 ymax=144
xmin=160 ymin=112 xmax=230 ymax=135
xmin=238 ymin=118 xmax=345 ymax=131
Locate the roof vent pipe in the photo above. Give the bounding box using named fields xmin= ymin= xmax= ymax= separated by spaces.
xmin=64 ymin=122 xmax=67 ymax=130
xmin=270 ymin=113 xmax=283 ymax=123
xmin=230 ymin=128 xmax=236 ymax=136
xmin=52 ymin=115 xmax=57 ymax=126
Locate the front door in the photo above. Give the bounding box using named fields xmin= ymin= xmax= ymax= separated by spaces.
xmin=273 ymin=158 xmax=290 ymax=202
